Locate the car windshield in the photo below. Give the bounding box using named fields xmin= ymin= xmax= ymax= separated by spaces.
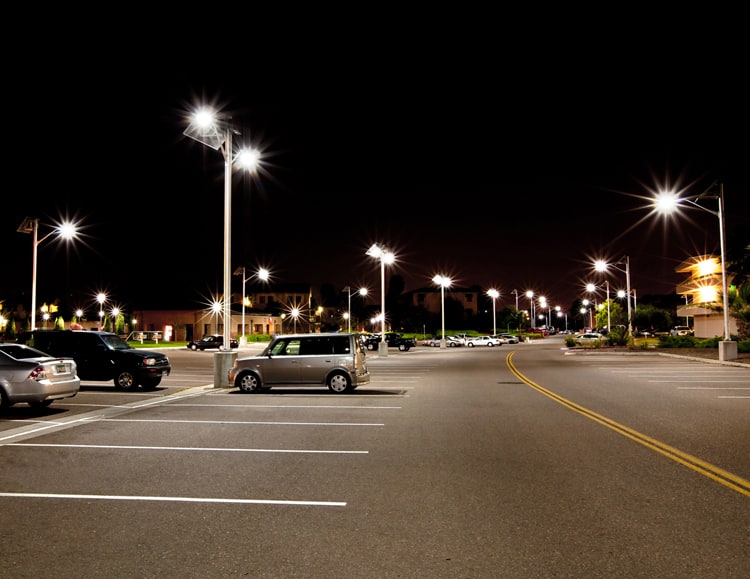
xmin=101 ymin=335 xmax=133 ymax=350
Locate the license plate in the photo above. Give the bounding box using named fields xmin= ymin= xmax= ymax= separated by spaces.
xmin=55 ymin=363 xmax=67 ymax=374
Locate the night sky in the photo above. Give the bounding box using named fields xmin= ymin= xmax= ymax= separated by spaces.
xmin=3 ymin=61 xmax=748 ymax=320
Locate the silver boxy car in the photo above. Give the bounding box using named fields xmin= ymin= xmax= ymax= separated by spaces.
xmin=0 ymin=343 xmax=80 ymax=409
xmin=228 ymin=333 xmax=371 ymax=394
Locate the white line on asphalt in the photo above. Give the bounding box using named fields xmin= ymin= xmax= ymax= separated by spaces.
xmin=0 ymin=492 xmax=346 ymax=506
xmin=6 ymin=443 xmax=367 ymax=453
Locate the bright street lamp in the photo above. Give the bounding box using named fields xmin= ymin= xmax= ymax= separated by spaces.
xmin=184 ymin=107 xmax=261 ymax=386
xmin=96 ymin=293 xmax=106 ymax=330
xmin=654 ymin=182 xmax=735 ymax=360
xmin=487 ymin=289 xmax=499 ymax=336
xmin=366 ymin=244 xmax=395 ymax=357
xmin=343 ymin=286 xmax=368 ymax=333
xmin=17 ymin=217 xmax=79 ymax=332
xmin=433 ymin=275 xmax=452 ymax=348
xmin=233 ymin=266 xmax=270 ymax=346
xmin=525 ymin=290 xmax=535 ymax=328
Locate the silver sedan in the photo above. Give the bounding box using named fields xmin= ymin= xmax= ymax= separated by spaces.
xmin=0 ymin=343 xmax=80 ymax=409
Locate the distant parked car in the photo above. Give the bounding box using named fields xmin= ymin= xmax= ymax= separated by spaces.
xmin=0 ymin=343 xmax=80 ymax=409
xmin=188 ymin=334 xmax=238 ymax=351
xmin=575 ymin=332 xmax=605 ymax=345
xmin=428 ymin=336 xmax=463 ymax=347
xmin=498 ymin=333 xmax=520 ymax=344
xmin=363 ymin=332 xmax=415 ymax=351
xmin=670 ymin=326 xmax=694 ymax=336
xmin=466 ymin=336 xmax=502 ymax=347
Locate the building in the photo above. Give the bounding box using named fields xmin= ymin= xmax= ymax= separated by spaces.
xmin=675 ymin=255 xmax=737 ymax=338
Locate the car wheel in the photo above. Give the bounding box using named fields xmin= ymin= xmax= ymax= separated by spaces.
xmin=488 ymin=342 xmax=494 ymax=347
xmin=218 ymin=345 xmax=225 ymax=351
xmin=237 ymin=372 xmax=262 ymax=393
xmin=327 ymin=372 xmax=352 ymax=393
xmin=0 ymin=390 xmax=10 ymax=410
xmin=366 ymin=343 xmax=376 ymax=351
xmin=114 ymin=370 xmax=138 ymax=390
xmin=399 ymin=344 xmax=407 ymax=351
xmin=140 ymin=378 xmax=161 ymax=390
xmin=467 ymin=343 xmax=475 ymax=347
xmin=190 ymin=344 xmax=198 ymax=351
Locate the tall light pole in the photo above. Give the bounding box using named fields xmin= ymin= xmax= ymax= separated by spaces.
xmin=654 ymin=182 xmax=735 ymax=360
xmin=366 ymin=244 xmax=395 ymax=357
xmin=511 ymin=289 xmax=519 ymax=310
xmin=17 ymin=217 xmax=78 ymax=332
xmin=96 ymin=293 xmax=106 ymax=331
xmin=343 ymin=286 xmax=368 ymax=333
xmin=525 ymin=291 xmax=535 ymax=328
xmin=595 ymin=257 xmax=632 ymax=335
xmin=433 ymin=275 xmax=452 ymax=348
xmin=184 ymin=107 xmax=261 ymax=386
xmin=234 ymin=266 xmax=270 ymax=346
xmin=487 ymin=289 xmax=499 ymax=336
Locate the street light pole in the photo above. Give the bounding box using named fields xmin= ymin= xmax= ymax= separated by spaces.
xmin=234 ymin=266 xmax=270 ymax=346
xmin=433 ymin=275 xmax=452 ymax=348
xmin=526 ymin=291 xmax=535 ymax=328
xmin=184 ymin=107 xmax=261 ymax=386
xmin=343 ymin=286 xmax=367 ymax=334
xmin=654 ymin=182 xmax=735 ymax=360
xmin=367 ymin=244 xmax=394 ymax=357
xmin=487 ymin=289 xmax=499 ymax=336
xmin=17 ymin=217 xmax=78 ymax=332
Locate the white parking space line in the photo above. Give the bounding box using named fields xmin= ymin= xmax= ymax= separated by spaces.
xmin=0 ymin=492 xmax=345 ymax=506
xmin=95 ymin=418 xmax=384 ymax=426
xmin=8 ymin=443 xmax=367 ymax=454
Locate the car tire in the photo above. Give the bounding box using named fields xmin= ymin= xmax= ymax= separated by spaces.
xmin=467 ymin=343 xmax=475 ymax=347
xmin=190 ymin=344 xmax=198 ymax=351
xmin=237 ymin=372 xmax=262 ymax=393
xmin=140 ymin=378 xmax=161 ymax=390
xmin=327 ymin=372 xmax=352 ymax=393
xmin=114 ymin=370 xmax=138 ymax=391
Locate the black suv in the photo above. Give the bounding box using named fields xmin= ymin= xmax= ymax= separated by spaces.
xmin=363 ymin=332 xmax=415 ymax=351
xmin=187 ymin=334 xmax=238 ymax=351
xmin=16 ymin=330 xmax=171 ymax=390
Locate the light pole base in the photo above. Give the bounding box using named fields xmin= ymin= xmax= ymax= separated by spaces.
xmin=378 ymin=342 xmax=388 ymax=357
xmin=719 ymin=340 xmax=738 ymax=362
xmin=440 ymin=339 xmax=446 ymax=348
xmin=213 ymin=350 xmax=238 ymax=388
xmin=239 ymin=336 xmax=247 ymax=346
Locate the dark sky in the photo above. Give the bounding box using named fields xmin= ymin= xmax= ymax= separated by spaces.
xmin=3 ymin=61 xmax=748 ymax=319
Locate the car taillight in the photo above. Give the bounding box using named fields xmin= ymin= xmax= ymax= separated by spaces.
xmin=29 ymin=366 xmax=47 ymax=381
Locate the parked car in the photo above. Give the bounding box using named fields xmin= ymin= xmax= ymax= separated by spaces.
xmin=363 ymin=332 xmax=415 ymax=351
xmin=428 ymin=336 xmax=463 ymax=347
xmin=187 ymin=334 xmax=238 ymax=351
xmin=575 ymin=332 xmax=605 ymax=345
xmin=229 ymin=332 xmax=370 ymax=394
xmin=670 ymin=326 xmax=694 ymax=336
xmin=16 ymin=330 xmax=171 ymax=390
xmin=0 ymin=343 xmax=80 ymax=409
xmin=498 ymin=333 xmax=520 ymax=344
xmin=466 ymin=336 xmax=502 ymax=347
